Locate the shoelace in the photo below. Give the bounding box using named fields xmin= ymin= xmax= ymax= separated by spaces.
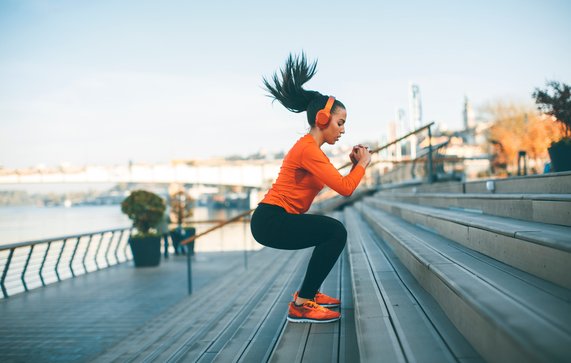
xmin=303 ymin=300 xmax=326 ymax=311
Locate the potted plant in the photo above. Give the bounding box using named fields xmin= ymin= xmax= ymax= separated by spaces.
xmin=533 ymin=81 xmax=571 ymax=172
xmin=121 ymin=190 xmax=166 ymax=267
xmin=169 ymin=189 xmax=196 ymax=255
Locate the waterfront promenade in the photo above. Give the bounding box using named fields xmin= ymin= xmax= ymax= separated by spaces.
xmin=0 ymin=251 xmax=248 ymax=362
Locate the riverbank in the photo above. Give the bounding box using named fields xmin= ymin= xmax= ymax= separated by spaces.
xmin=0 ymin=205 xmax=258 ymax=252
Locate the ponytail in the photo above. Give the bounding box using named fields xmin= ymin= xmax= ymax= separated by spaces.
xmin=263 ymin=52 xmax=346 ymax=127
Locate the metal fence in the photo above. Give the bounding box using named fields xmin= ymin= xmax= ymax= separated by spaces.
xmin=0 ymin=227 xmax=132 ymax=299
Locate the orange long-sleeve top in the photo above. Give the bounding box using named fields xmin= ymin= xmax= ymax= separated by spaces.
xmin=260 ymin=134 xmax=366 ymax=214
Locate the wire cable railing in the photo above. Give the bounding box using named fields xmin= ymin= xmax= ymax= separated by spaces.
xmin=0 ymin=228 xmax=132 ymax=299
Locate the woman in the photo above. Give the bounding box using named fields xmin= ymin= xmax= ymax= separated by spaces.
xmin=250 ymin=53 xmax=371 ymax=324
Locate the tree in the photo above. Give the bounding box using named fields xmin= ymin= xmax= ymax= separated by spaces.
xmin=482 ymin=101 xmax=564 ymax=175
xmin=170 ymin=189 xmax=193 ymax=228
xmin=533 ymin=81 xmax=571 ymax=140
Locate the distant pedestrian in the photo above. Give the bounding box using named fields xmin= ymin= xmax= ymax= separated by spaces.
xmin=250 ymin=53 xmax=371 ymax=323
xmin=158 ymin=207 xmax=171 ymax=258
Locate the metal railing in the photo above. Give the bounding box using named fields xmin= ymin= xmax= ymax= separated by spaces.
xmin=180 ymin=210 xmax=254 ymax=294
xmin=336 ymin=122 xmax=436 ymax=172
xmin=376 ymin=140 xmax=450 ymax=185
xmin=314 ymin=122 xmax=437 ymax=203
xmin=0 ymin=228 xmax=132 ymax=299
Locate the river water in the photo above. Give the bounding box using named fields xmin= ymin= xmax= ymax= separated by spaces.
xmin=0 ymin=205 xmax=260 ymax=251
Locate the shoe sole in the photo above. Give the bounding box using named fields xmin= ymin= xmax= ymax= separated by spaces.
xmin=318 ymin=303 xmax=340 ymax=308
xmin=287 ymin=316 xmax=340 ymax=323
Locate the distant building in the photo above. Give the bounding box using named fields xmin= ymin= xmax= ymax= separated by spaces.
xmin=463 ymin=96 xmax=476 ymax=130
xmin=408 ymin=83 xmax=422 ymax=158
xmin=462 ymin=96 xmax=477 ymax=144
xmin=379 ymin=133 xmax=388 ymax=159
xmin=408 ymin=83 xmax=422 ymax=130
xmin=396 ymin=108 xmax=407 ymax=133
xmin=387 ymin=120 xmax=401 ymax=159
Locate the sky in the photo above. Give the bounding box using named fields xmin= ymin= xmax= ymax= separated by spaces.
xmin=1 ymin=0 xmax=570 ymax=169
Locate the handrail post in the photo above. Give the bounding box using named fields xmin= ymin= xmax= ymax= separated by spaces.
xmin=69 ymin=236 xmax=82 ymax=277
xmin=114 ymin=230 xmax=124 ymax=263
xmin=104 ymin=231 xmax=115 ymax=267
xmin=1 ymin=249 xmax=14 ymax=298
xmin=82 ymin=234 xmax=94 ymax=273
xmin=21 ymin=245 xmax=35 ymax=291
xmin=427 ymin=125 xmax=434 ymax=183
xmin=54 ymin=238 xmax=67 ymax=282
xmin=93 ymin=233 xmax=105 ymax=270
xmin=243 ymin=220 xmax=248 ymax=270
xmin=187 ymin=245 xmax=192 ymax=295
xmin=39 ymin=242 xmax=52 ymax=287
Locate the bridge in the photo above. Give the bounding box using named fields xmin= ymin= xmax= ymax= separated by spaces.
xmin=0 ymin=160 xmax=284 ymax=189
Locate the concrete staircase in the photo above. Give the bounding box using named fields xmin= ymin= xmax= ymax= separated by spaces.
xmin=346 ymin=171 xmax=571 ymax=363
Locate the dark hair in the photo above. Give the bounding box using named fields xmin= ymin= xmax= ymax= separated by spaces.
xmin=263 ymin=52 xmax=345 ymax=127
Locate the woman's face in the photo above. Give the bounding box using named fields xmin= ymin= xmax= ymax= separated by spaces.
xmin=323 ymin=107 xmax=347 ymax=145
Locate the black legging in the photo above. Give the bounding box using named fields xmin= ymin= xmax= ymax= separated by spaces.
xmin=250 ymin=203 xmax=347 ymax=299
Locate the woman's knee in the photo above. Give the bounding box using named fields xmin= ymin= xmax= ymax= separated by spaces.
xmin=330 ymin=219 xmax=347 ymax=246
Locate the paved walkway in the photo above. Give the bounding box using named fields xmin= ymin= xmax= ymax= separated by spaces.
xmin=0 ymin=251 xmax=251 ymax=363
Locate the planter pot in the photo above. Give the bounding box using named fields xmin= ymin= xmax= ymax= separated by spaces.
xmin=548 ymin=140 xmax=571 ymax=172
xmin=129 ymin=235 xmax=161 ymax=267
xmin=169 ymin=227 xmax=197 ymax=255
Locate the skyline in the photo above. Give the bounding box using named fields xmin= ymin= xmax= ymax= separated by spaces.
xmin=1 ymin=0 xmax=570 ymax=168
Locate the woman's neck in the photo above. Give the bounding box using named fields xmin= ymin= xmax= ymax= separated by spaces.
xmin=308 ymin=128 xmax=325 ymax=147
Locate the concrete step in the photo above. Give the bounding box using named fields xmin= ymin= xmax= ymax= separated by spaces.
xmin=464 ymin=171 xmax=571 ymax=194
xmin=378 ymin=171 xmax=571 ymax=195
xmin=364 ymin=198 xmax=571 ymax=289
xmin=92 ymin=247 xmax=304 ymax=362
xmin=268 ymin=248 xmax=343 ymax=363
xmin=373 ymin=192 xmax=571 ymax=226
xmin=357 ymin=202 xmax=571 ymax=363
xmin=344 ymin=207 xmax=483 ymax=363
xmin=149 ymin=249 xmax=306 ymax=362
xmin=202 ymin=249 xmax=308 ymax=363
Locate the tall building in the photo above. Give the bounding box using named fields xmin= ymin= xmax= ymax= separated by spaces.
xmin=388 ymin=120 xmax=398 ymax=145
xmin=379 ymin=133 xmax=388 ymax=158
xmin=408 ymin=83 xmax=422 ymax=130
xmin=408 ymin=83 xmax=422 ymax=159
xmin=463 ymin=96 xmax=476 ymax=130
xmin=387 ymin=120 xmax=401 ymax=159
xmin=395 ymin=108 xmax=406 ymax=134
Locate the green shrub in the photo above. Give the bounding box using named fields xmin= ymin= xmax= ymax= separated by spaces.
xmin=121 ymin=190 xmax=166 ymax=237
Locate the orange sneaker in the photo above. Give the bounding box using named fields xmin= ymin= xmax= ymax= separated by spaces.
xmin=287 ymin=300 xmax=340 ymax=323
xmin=294 ymin=291 xmax=341 ymax=308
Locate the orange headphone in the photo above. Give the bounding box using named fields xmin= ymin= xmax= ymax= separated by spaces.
xmin=315 ymin=96 xmax=335 ymax=129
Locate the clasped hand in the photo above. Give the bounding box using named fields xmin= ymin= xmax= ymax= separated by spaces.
xmin=349 ymin=144 xmax=371 ymax=167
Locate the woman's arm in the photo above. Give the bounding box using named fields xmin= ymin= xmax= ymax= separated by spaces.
xmin=301 ymin=144 xmax=369 ymax=196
